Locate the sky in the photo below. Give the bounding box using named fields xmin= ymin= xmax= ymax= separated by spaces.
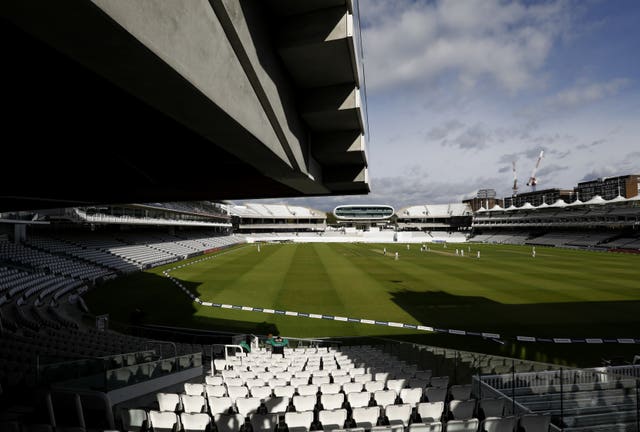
xmin=258 ymin=0 xmax=640 ymax=211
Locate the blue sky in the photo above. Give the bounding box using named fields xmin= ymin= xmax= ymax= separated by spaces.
xmin=260 ymin=0 xmax=640 ymax=211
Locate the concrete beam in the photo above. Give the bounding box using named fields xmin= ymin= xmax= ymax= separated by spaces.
xmin=312 ymin=131 xmax=367 ymax=166
xmin=323 ymin=165 xmax=369 ymax=193
xmin=301 ymin=85 xmax=363 ymax=131
xmin=277 ymin=7 xmax=357 ymax=88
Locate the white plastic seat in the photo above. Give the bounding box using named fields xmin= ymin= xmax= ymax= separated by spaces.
xmin=251 ymin=413 xmax=277 ymax=432
xmin=400 ymin=388 xmax=423 ymax=407
xmin=385 ymin=403 xmax=412 ymax=427
xmin=214 ymin=414 xmax=244 ymax=432
xmin=184 ymin=383 xmax=205 ymax=396
xmin=425 ymin=388 xmax=447 ymax=403
xmin=293 ymin=394 xmax=318 ymax=412
xmin=374 ymin=372 xmax=389 ymax=383
xmin=291 ymin=377 xmax=310 ymax=388
xmin=429 ymin=377 xmax=448 ymax=388
xmin=180 ymin=412 xmax=211 ymax=432
xmin=349 ymin=368 xmax=366 ymax=376
xmin=364 ymin=381 xmax=385 ymax=393
xmin=285 ymin=410 xmax=314 ymax=432
xmin=258 ymin=372 xmax=276 ymax=381
xmin=121 ymin=408 xmax=147 ymax=431
xmin=352 ymin=406 xmax=380 ymax=430
xmin=227 ymin=385 xmax=249 ymax=402
xmin=449 ymin=385 xmax=472 ymax=401
xmin=240 ymin=371 xmax=258 ymax=381
xmin=205 ymin=376 xmax=224 ymax=386
xmin=320 ymin=383 xmax=342 ymax=395
xmin=374 ymin=390 xmax=397 ymax=408
xmin=482 ymin=416 xmax=516 ymax=432
xmin=331 ymin=370 xmax=348 ymax=377
xmin=297 ymin=384 xmax=319 ymax=396
xmin=208 ymin=396 xmax=234 ymax=415
xmin=236 ymin=397 xmax=263 ymax=416
xmin=313 ymin=375 xmax=331 ymax=385
xmin=222 ymin=370 xmax=239 ymax=379
xmin=269 ymin=378 xmax=288 ymax=388
xmin=445 ymin=419 xmax=479 ymax=432
xmin=157 ymin=393 xmax=182 ymax=412
xmin=342 ymin=382 xmax=364 ymax=394
xmin=206 ymin=385 xmax=227 ymax=397
xmin=386 ymin=379 xmax=406 ymax=395
xmin=321 ymin=393 xmax=345 ymax=411
xmin=274 ymin=385 xmax=296 ymax=398
xmin=313 ymin=370 xmax=331 ymax=377
xmin=318 ymin=408 xmax=348 ymax=431
xmin=251 ymin=386 xmax=273 ymax=400
xmin=478 ymin=399 xmax=505 ymax=418
xmin=408 ymin=422 xmax=442 ymax=432
xmin=149 ymin=410 xmax=180 ymax=432
xmin=408 ymin=379 xmax=429 ymax=390
xmin=246 ymin=378 xmax=266 ymax=389
xmin=449 ymin=400 xmax=475 ymax=420
xmin=371 ymin=425 xmax=403 ymax=432
xmin=332 ymin=375 xmax=352 ymax=385
xmin=347 ymin=391 xmax=372 ymax=409
xmin=417 ymin=402 xmax=444 ymax=423
xmin=354 ymin=374 xmax=373 ymax=383
xmin=265 ymin=396 xmax=290 ymax=414
xmin=181 ymin=395 xmax=207 ymax=413
xmin=295 ymin=371 xmax=312 ymax=378
xmin=519 ymin=414 xmax=550 ymax=432
xmin=225 ymin=377 xmax=244 ymax=387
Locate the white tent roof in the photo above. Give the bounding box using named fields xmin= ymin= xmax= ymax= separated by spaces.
xmin=549 ymin=199 xmax=569 ymax=208
xmin=607 ymin=195 xmax=628 ymax=203
xmin=477 ymin=206 xmax=487 ymax=212
xmin=488 ymin=204 xmax=504 ymax=211
xmin=536 ymin=202 xmax=550 ymax=209
xmin=505 ymin=204 xmax=519 ymax=211
xmin=627 ymin=194 xmax=640 ymax=201
xmin=584 ymin=195 xmax=607 ymax=205
xmin=519 ymin=202 xmax=535 ymax=209
xmin=567 ymin=199 xmax=584 ymax=207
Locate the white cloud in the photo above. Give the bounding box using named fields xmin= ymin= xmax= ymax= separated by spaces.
xmin=546 ymin=78 xmax=632 ymax=109
xmin=361 ymin=0 xmax=569 ymax=93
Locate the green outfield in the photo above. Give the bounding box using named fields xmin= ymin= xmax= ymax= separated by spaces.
xmin=85 ymin=242 xmax=640 ymax=364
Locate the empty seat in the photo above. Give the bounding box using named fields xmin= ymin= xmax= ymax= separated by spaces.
xmin=293 ymin=394 xmax=318 ymax=412
xmin=400 ymin=388 xmax=423 ymax=407
xmin=385 ymin=404 xmax=412 ymax=427
xmin=185 ymin=383 xmax=205 ymax=396
xmin=182 ymin=395 xmax=207 ymax=413
xmin=320 ymin=383 xmax=342 ymax=395
xmin=236 ymin=397 xmax=262 ymax=417
xmin=482 ymin=416 xmax=517 ymax=432
xmin=321 ymin=393 xmax=345 ymax=411
xmin=157 ymin=393 xmax=182 ymax=412
xmin=205 ymin=376 xmax=224 ymax=386
xmin=246 ymin=378 xmax=266 ymax=389
xmin=269 ymin=378 xmax=288 ymax=388
xmin=342 ymin=382 xmax=364 ymax=394
xmin=291 ymin=377 xmax=311 ymax=388
xmin=332 ymin=375 xmax=352 ymax=385
xmin=227 ymin=386 xmax=249 ymax=402
xmin=425 ymin=388 xmax=447 ymax=403
xmin=225 ymin=377 xmax=244 ymax=387
xmin=449 ymin=385 xmax=472 ymax=401
xmin=365 ymin=381 xmax=385 ymax=393
xmin=352 ymin=406 xmax=380 ymax=430
xmin=374 ymin=390 xmax=397 ymax=408
xmin=121 ymin=408 xmax=148 ymax=432
xmin=265 ymin=396 xmax=290 ymax=414
xmin=429 ymin=377 xmax=448 ymax=388
xmin=519 ymin=414 xmax=550 ymax=432
xmin=354 ymin=374 xmax=373 ymax=383
xmin=318 ymin=408 xmax=348 ymax=431
xmin=274 ymin=386 xmax=296 ymax=398
xmin=208 ymin=396 xmax=234 ymax=415
xmin=417 ymin=402 xmax=444 ymax=423
xmin=149 ymin=410 xmax=180 ymax=432
xmin=478 ymin=399 xmax=505 ymax=419
xmin=408 ymin=422 xmax=442 ymax=432
xmin=251 ymin=413 xmax=277 ymax=432
xmin=180 ymin=412 xmax=211 ymax=432
xmin=445 ymin=419 xmax=479 ymax=432
xmin=449 ymin=400 xmax=475 ymax=420
xmin=313 ymin=376 xmax=331 ymax=385
xmin=222 ymin=370 xmax=239 ymax=379
xmin=298 ymin=384 xmax=319 ymax=396
xmin=285 ymin=410 xmax=314 ymax=432
xmin=374 ymin=372 xmax=389 ymax=383
xmin=408 ymin=378 xmax=429 ymax=390
xmin=347 ymin=391 xmax=372 ymax=409
xmin=251 ymin=386 xmax=272 ymax=400
xmin=206 ymin=385 xmax=227 ymax=397
xmin=386 ymin=379 xmax=406 ymax=395
xmin=214 ymin=414 xmax=244 ymax=432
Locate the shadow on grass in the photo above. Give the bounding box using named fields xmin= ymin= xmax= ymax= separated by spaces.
xmin=84 ymin=271 xmax=279 ymax=337
xmin=389 ymin=289 xmax=640 ymax=366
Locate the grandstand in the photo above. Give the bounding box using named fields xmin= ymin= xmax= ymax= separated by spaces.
xmin=229 ymin=204 xmax=326 ymax=233
xmin=395 ymin=204 xmax=473 ymax=233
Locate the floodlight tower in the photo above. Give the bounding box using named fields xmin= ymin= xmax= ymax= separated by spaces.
xmin=526 ymin=150 xmax=544 ymax=191
xmin=512 ymin=160 xmax=518 ymax=197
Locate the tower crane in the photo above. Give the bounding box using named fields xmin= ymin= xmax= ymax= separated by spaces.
xmin=526 ymin=150 xmax=544 ymax=191
xmin=512 ymin=160 xmax=518 ymax=196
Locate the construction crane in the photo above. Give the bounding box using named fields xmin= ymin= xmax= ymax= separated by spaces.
xmin=526 ymin=150 xmax=544 ymax=191
xmin=512 ymin=160 xmax=518 ymax=196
